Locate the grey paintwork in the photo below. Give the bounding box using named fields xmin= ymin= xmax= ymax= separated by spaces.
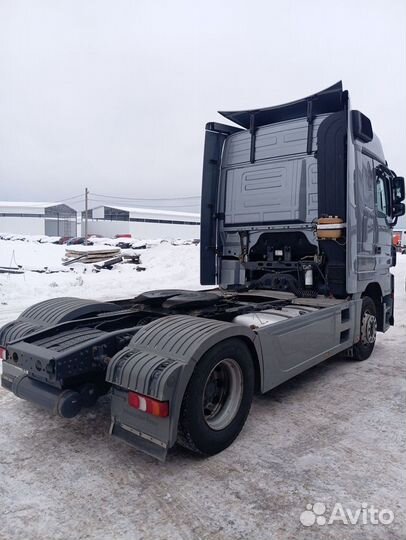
xmin=221 ymin=116 xmax=325 ymax=226
xmin=218 ymin=103 xmax=393 ymax=307
xmin=106 ymin=314 xmax=260 ymax=459
xmin=216 ymin=116 xmax=325 ymax=286
xmin=106 ymin=297 xmax=363 ymax=459
xmin=216 ymin=116 xmax=323 ymax=288
xmin=256 ymin=298 xmax=361 ymax=390
xmin=346 ymin=103 xmax=392 ymax=299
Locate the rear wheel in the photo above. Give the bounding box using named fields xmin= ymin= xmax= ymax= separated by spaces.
xmin=178 ymin=339 xmax=255 ymax=455
xmin=352 ymin=296 xmax=377 ymax=361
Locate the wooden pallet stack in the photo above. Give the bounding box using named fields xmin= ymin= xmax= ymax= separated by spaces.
xmin=63 ymin=246 xmax=122 ymax=266
xmin=62 ymin=246 xmax=144 ymax=270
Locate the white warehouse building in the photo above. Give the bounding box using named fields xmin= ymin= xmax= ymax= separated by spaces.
xmin=82 ymin=205 xmax=200 ymax=240
xmin=0 ymin=202 xmax=77 ymax=237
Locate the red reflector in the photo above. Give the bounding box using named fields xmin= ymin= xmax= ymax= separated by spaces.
xmin=0 ymin=347 xmax=6 ymax=361
xmin=128 ymin=391 xmax=169 ymax=417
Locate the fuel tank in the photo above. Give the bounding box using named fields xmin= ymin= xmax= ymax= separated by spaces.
xmin=232 ymin=305 xmax=318 ymax=329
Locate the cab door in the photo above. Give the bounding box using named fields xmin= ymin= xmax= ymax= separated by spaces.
xmin=374 ymin=164 xmax=393 ymax=280
xmin=357 ymin=154 xmax=376 ymax=272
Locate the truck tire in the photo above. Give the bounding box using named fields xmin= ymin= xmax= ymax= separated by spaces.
xmin=177 ymin=338 xmax=255 ymax=456
xmin=352 ymin=296 xmax=377 ymax=361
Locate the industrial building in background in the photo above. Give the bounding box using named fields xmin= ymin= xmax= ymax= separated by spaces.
xmin=0 ymin=202 xmax=77 ymax=237
xmin=81 ymin=205 xmax=200 ymax=239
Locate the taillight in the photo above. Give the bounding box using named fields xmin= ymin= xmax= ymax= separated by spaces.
xmin=0 ymin=347 xmax=6 ymax=361
xmin=128 ymin=391 xmax=169 ymax=417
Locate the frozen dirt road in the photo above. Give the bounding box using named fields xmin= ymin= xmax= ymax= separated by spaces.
xmin=0 ymin=249 xmax=405 ymax=540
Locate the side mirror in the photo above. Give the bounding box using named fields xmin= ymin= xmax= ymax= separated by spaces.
xmin=393 ymin=176 xmax=405 ymax=203
xmin=393 ymin=202 xmax=405 ymax=218
xmin=352 ymin=110 xmax=373 ymax=143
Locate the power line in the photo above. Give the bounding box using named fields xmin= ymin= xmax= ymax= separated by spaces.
xmin=46 ymin=192 xmax=202 ymax=210
xmin=89 ymin=197 xmax=200 ymax=210
xmin=90 ymin=201 xmax=201 ymax=209
xmin=44 ymin=192 xmax=201 ymax=205
xmin=53 ymin=194 xmax=85 ymax=203
xmin=90 ymin=192 xmax=201 ymax=201
xmin=87 ymin=198 xmax=200 ymax=209
xmin=57 ymin=194 xmax=84 ymax=201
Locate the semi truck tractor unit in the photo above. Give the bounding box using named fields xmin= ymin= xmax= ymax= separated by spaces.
xmin=1 ymin=82 xmax=404 ymax=460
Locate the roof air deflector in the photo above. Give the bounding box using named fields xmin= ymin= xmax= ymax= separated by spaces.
xmin=218 ymin=81 xmax=345 ymax=129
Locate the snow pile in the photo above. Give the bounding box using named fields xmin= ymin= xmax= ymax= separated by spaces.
xmin=0 ymin=239 xmax=203 ymax=325
xmin=0 ymin=233 xmax=63 ymax=243
xmin=2 ymin=235 xmax=406 ymax=332
xmin=90 ymin=236 xmax=150 ymax=248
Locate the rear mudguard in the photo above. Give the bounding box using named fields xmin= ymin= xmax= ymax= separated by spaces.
xmin=106 ymin=314 xmax=261 ymax=460
xmin=0 ymin=297 xmax=120 ymax=346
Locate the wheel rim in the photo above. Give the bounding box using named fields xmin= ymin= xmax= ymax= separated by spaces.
xmin=202 ymin=358 xmax=243 ymax=431
xmin=361 ymin=310 xmax=377 ymax=345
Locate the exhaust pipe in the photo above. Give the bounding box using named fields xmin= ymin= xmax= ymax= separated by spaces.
xmin=12 ymin=374 xmax=82 ymax=418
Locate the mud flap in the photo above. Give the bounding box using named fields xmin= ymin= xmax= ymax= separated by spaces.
xmin=106 ymin=314 xmax=259 ymax=459
xmin=109 ymin=387 xmax=170 ymax=461
xmin=110 ymin=422 xmax=168 ymax=461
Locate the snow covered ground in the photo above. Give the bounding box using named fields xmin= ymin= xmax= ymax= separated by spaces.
xmin=0 ymin=238 xmax=202 ymax=326
xmin=0 ymin=240 xmax=405 ymax=539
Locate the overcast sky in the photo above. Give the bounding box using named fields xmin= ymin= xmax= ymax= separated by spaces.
xmin=0 ymin=0 xmax=405 ymax=215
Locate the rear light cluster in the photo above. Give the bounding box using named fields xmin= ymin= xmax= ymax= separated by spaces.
xmin=128 ymin=391 xmax=169 ymax=418
xmin=0 ymin=347 xmax=6 ymax=361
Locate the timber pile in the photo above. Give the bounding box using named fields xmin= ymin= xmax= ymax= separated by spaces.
xmin=122 ymin=253 xmax=141 ymax=264
xmin=94 ymin=256 xmax=123 ymax=270
xmin=0 ymin=266 xmax=24 ymax=274
xmin=63 ymin=246 xmax=144 ymax=270
xmin=63 ymin=246 xmax=121 ymax=265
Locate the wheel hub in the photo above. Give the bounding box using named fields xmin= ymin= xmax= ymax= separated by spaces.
xmin=202 ymin=358 xmax=243 ymax=431
xmin=361 ymin=311 xmax=377 ymax=345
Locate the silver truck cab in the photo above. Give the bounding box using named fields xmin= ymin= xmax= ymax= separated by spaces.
xmin=201 ymin=81 xmax=404 ymax=330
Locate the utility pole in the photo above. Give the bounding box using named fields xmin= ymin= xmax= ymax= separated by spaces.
xmin=84 ymin=187 xmax=89 ymax=245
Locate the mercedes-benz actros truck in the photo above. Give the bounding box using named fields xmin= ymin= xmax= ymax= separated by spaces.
xmin=1 ymin=82 xmax=404 ymax=460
